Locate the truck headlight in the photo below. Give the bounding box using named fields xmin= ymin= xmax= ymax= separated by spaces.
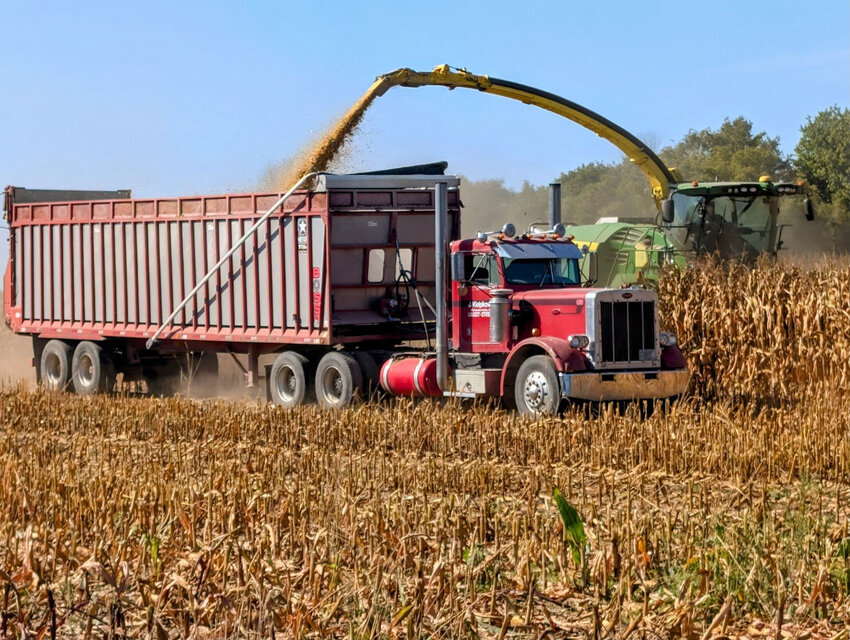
xmin=568 ymin=334 xmax=590 ymax=349
xmin=660 ymin=332 xmax=677 ymax=347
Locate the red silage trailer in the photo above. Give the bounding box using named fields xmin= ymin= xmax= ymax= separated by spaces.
xmin=3 ymin=170 xmax=460 ymax=404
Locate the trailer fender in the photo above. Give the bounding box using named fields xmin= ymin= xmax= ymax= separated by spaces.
xmin=500 ymin=337 xmax=587 ymax=396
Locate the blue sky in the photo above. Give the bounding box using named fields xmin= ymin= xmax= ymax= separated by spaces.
xmin=1 ymin=0 xmax=848 ymax=265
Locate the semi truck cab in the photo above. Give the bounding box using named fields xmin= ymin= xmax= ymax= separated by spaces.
xmin=434 ymin=227 xmax=689 ymax=414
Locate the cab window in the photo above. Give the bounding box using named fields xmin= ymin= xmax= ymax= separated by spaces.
xmin=463 ymin=254 xmax=498 ymax=286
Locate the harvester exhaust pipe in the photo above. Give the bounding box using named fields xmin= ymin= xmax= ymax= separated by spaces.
xmin=548 ymin=182 xmax=561 ymax=229
xmin=435 ymin=181 xmax=450 ymax=391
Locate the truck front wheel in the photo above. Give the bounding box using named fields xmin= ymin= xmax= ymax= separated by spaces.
xmin=315 ymin=351 xmax=362 ymax=410
xmin=40 ymin=340 xmax=73 ymax=391
xmin=270 ymin=351 xmax=314 ymax=408
xmin=514 ymin=355 xmax=561 ymax=416
xmin=72 ymin=341 xmax=115 ymax=395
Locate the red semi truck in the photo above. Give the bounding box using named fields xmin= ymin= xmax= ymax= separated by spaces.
xmin=3 ymin=167 xmax=688 ymax=415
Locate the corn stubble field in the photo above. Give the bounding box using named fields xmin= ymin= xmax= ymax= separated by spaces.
xmin=2 ymin=260 xmax=850 ymax=639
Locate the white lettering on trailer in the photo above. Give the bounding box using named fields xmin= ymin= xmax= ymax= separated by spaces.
xmin=297 ymin=218 xmax=308 ymax=251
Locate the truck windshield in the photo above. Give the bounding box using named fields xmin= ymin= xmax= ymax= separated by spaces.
xmin=503 ymin=258 xmax=581 ymax=286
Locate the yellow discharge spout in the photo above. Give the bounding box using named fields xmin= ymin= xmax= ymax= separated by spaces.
xmin=282 ymin=65 xmax=676 ymax=206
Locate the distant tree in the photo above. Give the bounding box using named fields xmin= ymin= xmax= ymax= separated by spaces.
xmin=795 ymin=106 xmax=850 ymax=222
xmin=555 ymin=160 xmax=653 ymax=224
xmin=660 ymin=117 xmax=791 ymax=182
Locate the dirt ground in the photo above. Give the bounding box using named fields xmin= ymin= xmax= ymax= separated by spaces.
xmin=0 ymin=319 xmax=35 ymax=387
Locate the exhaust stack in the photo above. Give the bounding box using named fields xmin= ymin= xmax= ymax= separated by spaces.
xmin=435 ymin=181 xmax=450 ymax=391
xmin=548 ymin=183 xmax=561 ymax=229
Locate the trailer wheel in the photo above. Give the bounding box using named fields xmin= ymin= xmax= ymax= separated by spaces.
xmin=270 ymin=351 xmax=314 ymax=408
xmin=315 ymin=351 xmax=363 ymax=410
xmin=72 ymin=341 xmax=115 ymax=395
xmin=40 ymin=340 xmax=73 ymax=391
xmin=514 ymin=355 xmax=561 ymax=416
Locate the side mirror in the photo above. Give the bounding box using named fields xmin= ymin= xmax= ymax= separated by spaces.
xmin=660 ymin=198 xmax=674 ymax=224
xmin=804 ymin=197 xmax=815 ymax=221
xmin=586 ymin=252 xmax=598 ymax=286
xmin=501 ymin=222 xmax=516 ymax=238
xmin=451 ymin=252 xmax=464 ymax=281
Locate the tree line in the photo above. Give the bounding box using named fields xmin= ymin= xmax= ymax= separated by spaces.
xmin=460 ymin=106 xmax=850 ymax=245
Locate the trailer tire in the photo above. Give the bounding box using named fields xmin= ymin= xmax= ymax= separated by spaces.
xmin=40 ymin=340 xmax=73 ymax=391
xmin=353 ymin=351 xmax=380 ymax=398
xmin=270 ymin=351 xmax=314 ymax=408
xmin=72 ymin=341 xmax=115 ymax=395
xmin=315 ymin=351 xmax=363 ymax=410
xmin=514 ymin=355 xmax=560 ymax=416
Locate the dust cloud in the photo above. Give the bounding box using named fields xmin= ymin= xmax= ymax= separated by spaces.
xmin=0 ymin=313 xmax=35 ymax=388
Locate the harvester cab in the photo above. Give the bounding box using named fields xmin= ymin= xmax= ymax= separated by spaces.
xmin=665 ymin=178 xmax=814 ymax=261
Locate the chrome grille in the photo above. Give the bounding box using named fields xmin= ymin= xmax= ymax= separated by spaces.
xmin=599 ymin=299 xmax=656 ymax=364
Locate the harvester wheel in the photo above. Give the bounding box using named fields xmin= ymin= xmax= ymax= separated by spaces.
xmin=514 ymin=355 xmax=560 ymax=416
xmin=270 ymin=351 xmax=314 ymax=408
xmin=71 ymin=341 xmax=115 ymax=395
xmin=315 ymin=351 xmax=363 ymax=410
xmin=40 ymin=340 xmax=73 ymax=392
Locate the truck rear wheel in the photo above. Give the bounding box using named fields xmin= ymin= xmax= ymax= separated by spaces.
xmin=40 ymin=340 xmax=73 ymax=391
xmin=270 ymin=351 xmax=314 ymax=408
xmin=353 ymin=351 xmax=380 ymax=397
xmin=315 ymin=351 xmax=362 ymax=410
xmin=514 ymin=355 xmax=561 ymax=416
xmin=72 ymin=341 xmax=115 ymax=395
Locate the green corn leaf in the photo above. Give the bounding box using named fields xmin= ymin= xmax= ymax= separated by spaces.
xmin=838 ymin=537 xmax=850 ymax=561
xmin=553 ymin=488 xmax=586 ymax=561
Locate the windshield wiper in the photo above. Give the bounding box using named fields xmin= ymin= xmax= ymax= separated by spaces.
xmin=538 ymin=261 xmax=553 ymax=288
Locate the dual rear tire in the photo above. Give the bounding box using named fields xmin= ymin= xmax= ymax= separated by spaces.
xmin=269 ymin=352 xmax=313 ymax=408
xmin=40 ymin=339 xmax=115 ymax=395
xmin=40 ymin=340 xmax=73 ymax=391
xmin=270 ymin=350 xmax=374 ymax=410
